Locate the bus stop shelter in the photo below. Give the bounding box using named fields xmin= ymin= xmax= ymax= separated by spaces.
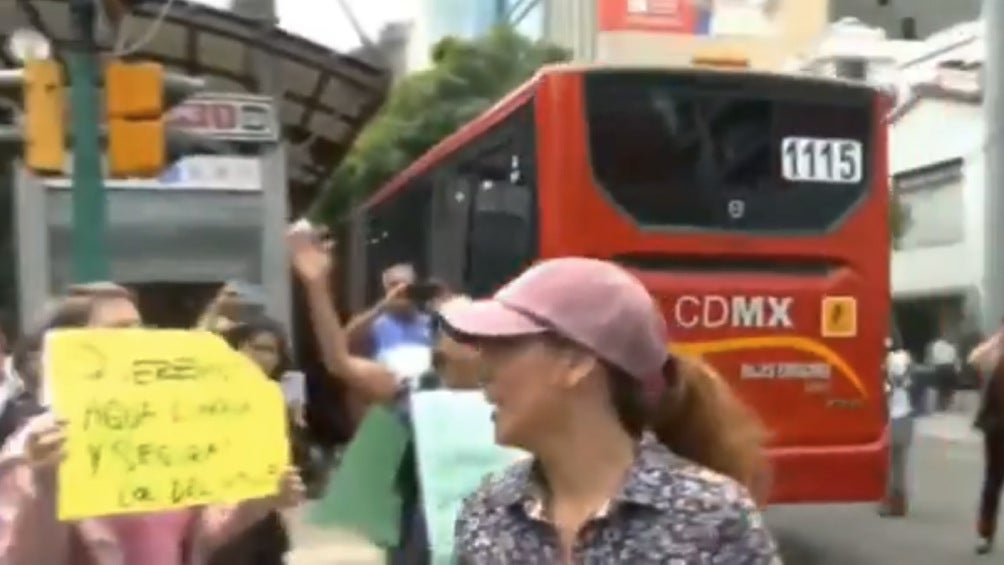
xmin=0 ymin=0 xmax=391 ymax=329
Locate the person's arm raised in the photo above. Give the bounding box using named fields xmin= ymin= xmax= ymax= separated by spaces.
xmin=287 ymin=230 xmax=398 ymax=403
xmin=968 ymin=332 xmax=1002 ymax=375
xmin=344 ymin=303 xmax=382 ymax=350
xmin=195 ymin=284 xmax=236 ymax=331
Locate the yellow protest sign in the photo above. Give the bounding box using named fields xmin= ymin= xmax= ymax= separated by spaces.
xmin=45 ymin=329 xmax=290 ymax=521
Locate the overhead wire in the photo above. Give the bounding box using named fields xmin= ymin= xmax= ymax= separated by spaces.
xmin=111 ymin=0 xmax=179 ymax=57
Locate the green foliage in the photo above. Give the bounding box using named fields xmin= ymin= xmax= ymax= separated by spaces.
xmin=312 ymin=26 xmax=570 ymax=223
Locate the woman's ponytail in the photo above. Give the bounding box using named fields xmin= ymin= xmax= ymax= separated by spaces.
xmin=649 ymin=356 xmax=771 ymax=503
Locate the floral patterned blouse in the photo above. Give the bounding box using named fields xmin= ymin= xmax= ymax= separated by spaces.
xmin=453 ymin=433 xmax=781 ymax=564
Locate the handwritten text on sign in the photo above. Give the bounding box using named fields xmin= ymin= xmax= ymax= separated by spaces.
xmin=45 ymin=329 xmax=289 ymax=520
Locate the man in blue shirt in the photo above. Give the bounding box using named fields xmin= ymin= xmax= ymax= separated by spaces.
xmin=346 ymin=264 xmax=434 ymax=384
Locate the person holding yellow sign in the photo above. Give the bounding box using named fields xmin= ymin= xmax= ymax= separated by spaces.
xmin=0 ymin=282 xmax=306 ymax=565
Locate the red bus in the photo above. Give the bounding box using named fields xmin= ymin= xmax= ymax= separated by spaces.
xmin=343 ymin=65 xmax=890 ymax=504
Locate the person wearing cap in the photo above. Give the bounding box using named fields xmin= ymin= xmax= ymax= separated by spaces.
xmin=439 ymin=257 xmax=778 ymax=563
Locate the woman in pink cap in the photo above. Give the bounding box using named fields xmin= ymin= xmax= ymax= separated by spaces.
xmin=440 ymin=257 xmax=778 ymax=563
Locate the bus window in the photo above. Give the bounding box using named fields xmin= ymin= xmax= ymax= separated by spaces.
xmin=583 ymin=71 xmax=873 ymax=233
xmin=427 ymin=172 xmax=472 ymax=291
xmin=364 ymin=179 xmax=431 ymax=302
xmin=466 ymin=177 xmax=533 ymax=297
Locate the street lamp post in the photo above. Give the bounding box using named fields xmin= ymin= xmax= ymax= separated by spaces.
xmin=985 ymin=0 xmax=1004 ymax=332
xmin=68 ymin=0 xmax=110 ymax=282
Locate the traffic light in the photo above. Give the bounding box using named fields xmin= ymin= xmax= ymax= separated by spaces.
xmin=22 ymin=59 xmax=66 ymax=173
xmin=105 ymin=60 xmax=165 ymax=178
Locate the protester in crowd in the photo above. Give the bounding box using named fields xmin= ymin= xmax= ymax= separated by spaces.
xmin=437 ymin=257 xmax=777 ymax=563
xmin=926 ymin=331 xmax=960 ymax=411
xmin=968 ymin=323 xmax=1004 ymax=554
xmin=0 ymin=282 xmax=306 ymax=565
xmin=209 ymin=316 xmax=317 ymax=565
xmin=196 ymin=281 xmax=266 ymax=333
xmin=288 ymin=228 xmax=481 ymax=564
xmin=0 ymin=327 xmax=21 ymax=421
xmin=0 ymin=329 xmax=45 ymax=448
xmin=346 ymin=264 xmax=434 ymax=368
xmin=291 ymin=235 xmax=410 ymax=405
xmin=325 ymin=262 xmax=430 ymax=425
xmin=880 ymin=342 xmax=914 ymax=518
xmin=0 ymin=291 xmax=112 ymax=447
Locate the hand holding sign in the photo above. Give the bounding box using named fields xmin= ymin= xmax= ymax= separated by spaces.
xmin=45 ymin=329 xmax=290 ymax=520
xmin=24 ymin=415 xmax=68 ymax=470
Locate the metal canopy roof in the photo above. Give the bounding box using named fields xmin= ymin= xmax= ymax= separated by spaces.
xmin=0 ymin=0 xmax=391 ymax=213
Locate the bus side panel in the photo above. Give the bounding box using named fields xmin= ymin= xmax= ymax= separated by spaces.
xmin=533 ymin=72 xmax=587 ymax=260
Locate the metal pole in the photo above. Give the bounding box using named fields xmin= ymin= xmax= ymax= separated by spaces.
xmin=68 ymin=0 xmax=109 ymax=282
xmin=14 ymin=164 xmax=50 ymax=330
xmin=985 ymin=0 xmax=1004 ymax=332
xmin=248 ymin=0 xmax=292 ymax=332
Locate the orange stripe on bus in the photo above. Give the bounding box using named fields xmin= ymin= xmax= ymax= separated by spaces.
xmin=670 ymin=336 xmax=868 ymax=399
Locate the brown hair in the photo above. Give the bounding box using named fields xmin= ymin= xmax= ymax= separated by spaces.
xmin=65 ymin=281 xmax=135 ymax=302
xmin=608 ymin=356 xmax=771 ymax=503
xmin=49 ymin=282 xmax=136 ymax=328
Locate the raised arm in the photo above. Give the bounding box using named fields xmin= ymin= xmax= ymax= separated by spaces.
xmin=195 ymin=284 xmax=236 ymax=331
xmin=287 ymin=228 xmax=398 ymax=404
xmin=968 ymin=332 xmax=1002 ymax=375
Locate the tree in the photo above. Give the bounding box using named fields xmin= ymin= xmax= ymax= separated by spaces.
xmin=312 ymin=26 xmax=570 ymax=223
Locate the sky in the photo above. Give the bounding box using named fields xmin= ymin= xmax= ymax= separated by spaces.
xmin=193 ymin=0 xmax=416 ymax=52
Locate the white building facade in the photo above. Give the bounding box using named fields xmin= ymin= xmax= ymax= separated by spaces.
xmin=800 ymin=19 xmax=985 ymax=342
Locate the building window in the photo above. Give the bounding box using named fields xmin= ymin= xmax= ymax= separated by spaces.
xmin=835 ymin=58 xmax=868 ymax=80
xmin=900 ymin=17 xmax=917 ymax=40
xmin=893 ymin=158 xmax=965 ymax=249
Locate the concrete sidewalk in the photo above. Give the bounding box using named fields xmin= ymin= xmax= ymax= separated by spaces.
xmin=913 ymin=390 xmax=982 ymax=445
xmin=915 ymin=412 xmax=980 ymax=444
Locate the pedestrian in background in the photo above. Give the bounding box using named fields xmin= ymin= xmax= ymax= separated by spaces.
xmin=346 ymin=263 xmax=434 ymax=366
xmin=926 ymin=331 xmax=959 ymax=411
xmin=342 ymin=261 xmax=434 ymax=425
xmin=880 ymin=343 xmax=914 ymax=518
xmin=969 ymin=324 xmax=1004 ymax=555
xmin=443 ymin=257 xmax=778 ymax=563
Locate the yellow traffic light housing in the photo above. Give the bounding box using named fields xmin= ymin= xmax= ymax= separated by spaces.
xmin=23 ymin=60 xmax=65 ymax=174
xmin=105 ymin=61 xmax=165 ymax=178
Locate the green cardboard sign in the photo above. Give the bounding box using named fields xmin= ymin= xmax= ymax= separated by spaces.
xmin=308 ymin=406 xmax=410 ymax=548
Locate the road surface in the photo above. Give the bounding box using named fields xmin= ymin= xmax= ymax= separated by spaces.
xmin=287 ymin=410 xmax=991 ymax=564
xmin=770 ymin=412 xmax=987 ymax=564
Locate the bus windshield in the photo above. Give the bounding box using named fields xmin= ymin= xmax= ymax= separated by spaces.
xmin=583 ymin=71 xmax=875 ymax=233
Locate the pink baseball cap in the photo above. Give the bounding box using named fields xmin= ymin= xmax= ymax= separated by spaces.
xmin=438 ymin=257 xmax=672 ymax=386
